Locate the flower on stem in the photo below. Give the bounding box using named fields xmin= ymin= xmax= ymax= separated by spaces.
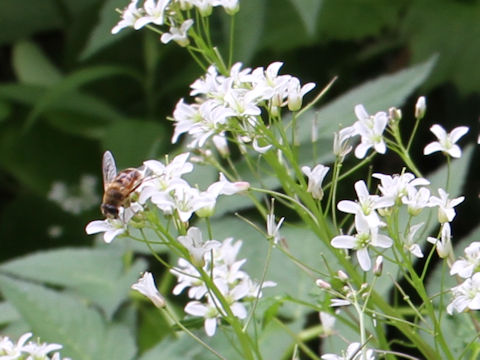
xmin=177 ymin=227 xmax=221 ymax=266
xmin=321 ymin=342 xmax=375 ymax=360
xmin=319 ymin=311 xmax=336 ymax=337
xmin=131 ymin=272 xmax=166 ymax=308
xmin=403 ymin=222 xmax=424 ymax=258
xmin=301 ymin=164 xmax=329 ymax=200
xmin=160 ymin=19 xmax=194 ymax=47
xmin=134 ymin=0 xmax=170 ymax=29
xmin=427 ymin=222 xmax=453 ymax=259
xmin=450 ymin=242 xmax=480 ymax=279
xmin=111 ymin=0 xmax=143 ymax=34
xmin=0 ymin=332 xmax=70 ymax=360
xmin=429 ymin=188 xmax=464 ymax=224
xmin=333 ymin=126 xmax=356 ymax=160
xmin=266 ymin=207 xmax=285 ymax=244
xmin=286 ymin=77 xmax=315 ymax=111
xmin=423 ymin=124 xmax=469 ymax=158
xmin=352 ymin=104 xmax=389 ymax=159
xmin=331 ymin=213 xmax=393 ymax=271
xmin=85 ymin=204 xmax=142 ymax=243
xmin=415 ymin=96 xmax=426 ymax=119
xmin=372 ymin=172 xmax=430 ymax=206
xmin=337 ymin=180 xmax=393 ymax=229
xmin=447 ymin=272 xmax=480 ymax=315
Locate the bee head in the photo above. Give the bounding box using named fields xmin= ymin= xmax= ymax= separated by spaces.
xmin=101 ymin=203 xmax=119 ymax=218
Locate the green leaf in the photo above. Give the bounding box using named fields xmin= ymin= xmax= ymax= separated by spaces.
xmin=97 ymin=324 xmax=137 ymax=360
xmin=24 ymin=65 xmax=141 ymax=130
xmin=317 ymin=1 xmax=406 ymax=40
xmin=139 ymin=335 xmax=206 ymax=360
xmin=0 ymin=247 xmax=148 ymax=319
xmin=0 ymin=275 xmax=106 ymax=360
xmin=0 ymin=301 xmax=20 ymax=325
xmin=231 ymin=0 xmax=266 ymax=63
xmin=12 ymin=41 xmax=62 ymax=86
xmin=402 ymin=0 xmax=480 ymax=95
xmin=288 ymin=0 xmax=323 ymax=36
xmin=81 ymin=0 xmax=133 ymax=59
xmin=101 ymin=119 xmax=169 ymax=168
xmin=0 ymin=0 xmax=62 ymax=45
xmin=301 ymin=56 xmax=437 ymax=144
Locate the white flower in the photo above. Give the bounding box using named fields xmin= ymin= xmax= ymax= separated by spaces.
xmin=319 ymin=312 xmax=336 ymax=336
xmin=22 ymin=340 xmax=63 ymax=358
xmin=286 ymin=77 xmax=315 ymax=111
xmin=160 ymin=19 xmax=194 ymax=46
xmin=373 ymin=172 xmax=430 ymax=205
xmin=352 ymin=104 xmax=389 ymax=159
xmin=85 ymin=204 xmax=141 ymax=243
xmin=427 ymin=222 xmax=453 ymax=259
xmin=212 ymin=0 xmax=239 ymax=14
xmin=403 ymin=186 xmax=431 ymax=216
xmin=403 ymin=223 xmax=424 ymax=258
xmin=131 ymin=272 xmax=166 ymax=308
xmin=0 ymin=332 xmax=32 ymax=358
xmin=321 ymin=342 xmax=375 ymax=360
xmin=429 ymin=188 xmax=464 ymax=224
xmin=266 ymin=210 xmax=285 ymax=244
xmin=301 ymin=164 xmax=329 ymax=200
xmin=450 ymin=242 xmax=480 ymax=278
xmin=447 ymin=272 xmax=480 ymax=315
xmin=337 ymin=180 xmax=393 ymax=229
xmin=424 ymin=124 xmax=469 ymax=158
xmin=185 ymin=299 xmax=220 ymax=336
xmin=177 ymin=227 xmax=221 ymax=266
xmin=134 ymin=0 xmax=170 ymax=29
xmin=333 ymin=126 xmax=356 ymax=160
xmin=111 ymin=0 xmax=143 ymax=34
xmin=331 ymin=213 xmax=393 ymax=271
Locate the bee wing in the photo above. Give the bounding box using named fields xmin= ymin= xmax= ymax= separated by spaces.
xmin=102 ymin=151 xmax=117 ymax=189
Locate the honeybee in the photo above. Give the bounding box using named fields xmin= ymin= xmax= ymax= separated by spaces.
xmin=101 ymin=151 xmax=144 ymax=218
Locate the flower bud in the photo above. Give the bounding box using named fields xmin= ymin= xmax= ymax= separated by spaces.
xmin=337 ymin=270 xmax=349 ymax=282
xmin=389 ymin=107 xmax=402 ymax=122
xmin=415 ymin=96 xmax=426 ymax=119
xmin=373 ymin=256 xmax=383 ymax=276
xmin=315 ymin=278 xmax=332 ymax=289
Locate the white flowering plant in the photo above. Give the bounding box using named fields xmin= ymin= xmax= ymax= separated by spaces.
xmin=0 ymin=1 xmax=479 ymax=360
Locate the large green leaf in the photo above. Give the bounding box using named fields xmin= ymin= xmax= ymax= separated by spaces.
xmin=0 ymin=275 xmax=106 ymax=360
xmin=231 ymin=0 xmax=267 ymax=63
xmin=0 ymin=247 xmax=147 ymax=319
xmin=402 ymin=0 xmax=480 ymax=95
xmin=24 ymin=65 xmax=141 ymax=130
xmin=12 ymin=41 xmax=62 ymax=86
xmin=0 ymin=0 xmax=62 ymax=45
xmin=81 ymin=0 xmax=133 ymax=59
xmin=97 ymin=324 xmax=137 ymax=360
xmin=288 ymin=0 xmax=324 ymax=36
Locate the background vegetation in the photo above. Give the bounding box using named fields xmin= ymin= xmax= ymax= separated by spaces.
xmin=0 ymin=0 xmax=479 ymax=358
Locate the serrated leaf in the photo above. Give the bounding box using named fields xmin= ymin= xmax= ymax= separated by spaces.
xmin=288 ymin=0 xmax=323 ymax=36
xmin=0 ymin=247 xmax=148 ymax=319
xmin=0 ymin=275 xmax=105 ymax=360
xmin=12 ymin=41 xmax=62 ymax=86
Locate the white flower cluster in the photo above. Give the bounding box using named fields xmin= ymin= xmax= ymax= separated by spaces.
xmin=112 ymin=0 xmax=239 ymax=46
xmin=447 ymin=242 xmax=480 ymax=314
xmin=331 ymin=172 xmax=464 ymax=271
xmin=171 ymin=227 xmax=276 ymax=336
xmin=333 ymin=103 xmax=469 ymax=161
xmin=0 ymin=332 xmax=71 ymax=360
xmin=171 ymin=62 xmax=315 ymax=153
xmin=48 ymin=174 xmax=100 ymax=215
xmin=322 ymin=342 xmax=375 ymax=360
xmin=86 ymin=153 xmax=249 ymax=243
